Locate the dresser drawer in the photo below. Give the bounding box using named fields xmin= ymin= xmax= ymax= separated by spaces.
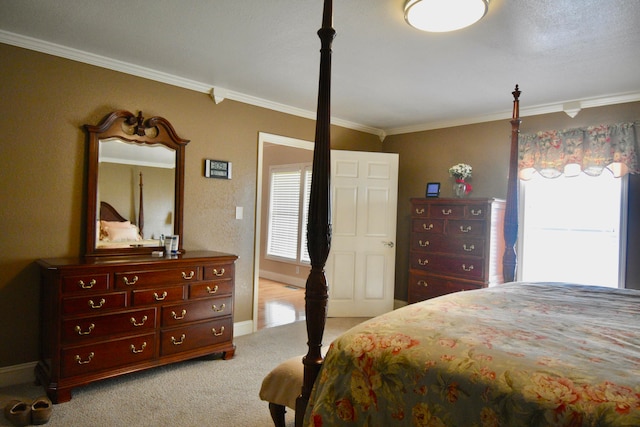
xmin=160 ymin=318 xmax=233 ymax=356
xmin=408 ymin=271 xmax=482 ymax=303
xmin=114 ymin=266 xmax=201 ymax=289
xmin=161 ymin=296 xmax=233 ymax=327
xmin=62 ymin=333 xmax=155 ymax=378
xmin=62 ymin=308 xmax=156 ymax=344
xmin=202 ymin=263 xmax=235 ymax=281
xmin=62 ymin=273 xmax=110 ymax=294
xmin=189 ymin=280 xmax=233 ymax=299
xmin=447 ymin=220 xmax=486 ymax=237
xmin=62 ymin=292 xmax=127 ymax=316
xmin=411 ymin=218 xmax=444 ymax=233
xmin=410 ymin=253 xmax=484 ymax=280
xmin=131 ymin=285 xmax=185 ymax=306
xmin=429 ymin=203 xmax=466 ymax=219
xmin=411 ymin=234 xmax=485 ymax=257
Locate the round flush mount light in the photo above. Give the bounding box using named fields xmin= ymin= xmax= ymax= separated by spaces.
xmin=404 ymin=0 xmax=490 ymax=32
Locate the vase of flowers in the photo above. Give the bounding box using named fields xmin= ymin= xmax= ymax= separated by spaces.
xmin=449 ymin=163 xmax=472 ymax=198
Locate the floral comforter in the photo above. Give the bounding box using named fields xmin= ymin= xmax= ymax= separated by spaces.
xmin=304 ymin=282 xmax=640 ymax=426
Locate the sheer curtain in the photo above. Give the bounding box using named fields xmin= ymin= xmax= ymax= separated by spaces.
xmin=518 ymin=121 xmax=639 ymax=179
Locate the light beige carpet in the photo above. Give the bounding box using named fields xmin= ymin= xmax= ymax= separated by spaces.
xmin=0 ymin=317 xmax=367 ymax=427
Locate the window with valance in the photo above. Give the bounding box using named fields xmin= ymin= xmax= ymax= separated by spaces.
xmin=518 ymin=121 xmax=639 ymax=179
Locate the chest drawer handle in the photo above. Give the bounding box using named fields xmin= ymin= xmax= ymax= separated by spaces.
xmin=418 ymin=258 xmax=429 ymax=266
xmin=130 ymin=342 xmax=147 ymax=354
xmin=417 ymin=280 xmax=428 ymax=287
xmin=75 ymin=323 xmax=95 ymax=336
xmin=88 ymin=298 xmax=106 ymax=309
xmin=78 ymin=279 xmax=96 ymax=289
xmin=123 ymin=276 xmax=139 ymax=286
xmin=207 ymin=285 xmax=219 ymax=294
xmin=130 ymin=315 xmax=148 ymax=327
xmin=171 ymin=334 xmax=186 ymax=345
xmin=212 ymin=326 xmax=225 ymax=337
xmin=419 ymin=240 xmax=430 ymax=247
xmin=471 ymin=209 xmax=482 ymax=216
xmin=212 ymin=303 xmax=226 ymax=313
xmin=171 ymin=309 xmax=187 ymax=320
xmin=459 ymin=225 xmax=472 ymax=233
xmin=415 ymin=208 xmax=425 ymax=215
xmin=153 ymin=291 xmax=168 ymax=301
xmin=462 ymin=264 xmax=474 ymax=272
xmin=463 ymin=244 xmax=475 ymax=252
xmin=441 ymin=209 xmax=452 ymax=215
xmin=74 ymin=352 xmax=95 ymax=365
xmin=182 ymin=271 xmax=195 ymax=280
xmin=212 ymin=268 xmax=226 ymax=277
xmin=422 ymin=223 xmax=434 ymax=231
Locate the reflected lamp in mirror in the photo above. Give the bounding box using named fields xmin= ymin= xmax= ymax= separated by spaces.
xmin=84 ymin=111 xmax=189 ymax=257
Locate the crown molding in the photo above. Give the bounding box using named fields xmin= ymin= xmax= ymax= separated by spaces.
xmin=0 ymin=30 xmax=385 ymax=139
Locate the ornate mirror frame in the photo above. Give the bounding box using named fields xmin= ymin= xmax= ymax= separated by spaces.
xmin=84 ymin=110 xmax=189 ymax=257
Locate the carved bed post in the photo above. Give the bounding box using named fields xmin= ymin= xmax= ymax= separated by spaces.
xmin=503 ymin=85 xmax=521 ymax=282
xmin=294 ymin=1 xmax=334 ymax=426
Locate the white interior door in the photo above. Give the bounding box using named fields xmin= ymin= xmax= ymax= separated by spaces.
xmin=327 ymin=150 xmax=399 ymax=317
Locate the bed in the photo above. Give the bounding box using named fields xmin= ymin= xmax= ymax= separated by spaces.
xmin=293 ymin=1 xmax=640 ymax=426
xmin=96 ymin=201 xmax=159 ymax=248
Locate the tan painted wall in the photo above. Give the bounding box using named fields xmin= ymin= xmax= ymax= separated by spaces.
xmin=0 ymin=43 xmax=381 ymax=367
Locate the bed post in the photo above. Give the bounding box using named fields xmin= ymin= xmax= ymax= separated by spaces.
xmin=295 ymin=1 xmax=334 ymax=426
xmin=503 ymin=85 xmax=521 ymax=282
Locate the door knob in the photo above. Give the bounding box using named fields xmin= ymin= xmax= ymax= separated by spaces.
xmin=382 ymin=241 xmax=395 ymax=248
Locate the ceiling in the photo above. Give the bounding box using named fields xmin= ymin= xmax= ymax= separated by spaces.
xmin=2 ymin=0 xmax=640 ymax=137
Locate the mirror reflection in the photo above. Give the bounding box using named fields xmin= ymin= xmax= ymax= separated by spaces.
xmin=96 ymin=138 xmax=176 ymax=248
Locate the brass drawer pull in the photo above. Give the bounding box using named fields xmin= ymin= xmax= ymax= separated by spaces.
xmin=171 ymin=309 xmax=187 ymax=320
xmin=130 ymin=342 xmax=147 ymax=354
xmin=462 ymin=264 xmax=474 ymax=272
xmin=75 ymin=323 xmax=95 ymax=335
xmin=130 ymin=315 xmax=148 ymax=327
xmin=171 ymin=334 xmax=186 ymax=345
xmin=419 ymin=240 xmax=429 ymax=247
xmin=441 ymin=209 xmax=452 ymax=215
xmin=206 ymin=285 xmax=219 ymax=294
xmin=417 ymin=280 xmax=428 ymax=287
xmin=212 ymin=304 xmax=226 ymax=313
xmin=212 ymin=268 xmax=225 ymax=277
xmin=153 ymin=291 xmax=168 ymax=301
xmin=212 ymin=326 xmax=225 ymax=337
xmin=123 ymin=275 xmax=139 ymax=286
xmin=78 ymin=279 xmax=96 ymax=289
xmin=422 ymin=223 xmax=434 ymax=231
xmin=459 ymin=225 xmax=472 ymax=233
xmin=182 ymin=271 xmax=195 ymax=280
xmin=471 ymin=209 xmax=482 ymax=216
xmin=418 ymin=258 xmax=429 ymax=266
xmin=463 ymin=244 xmax=475 ymax=252
xmin=75 ymin=352 xmax=95 ymax=365
xmin=88 ymin=298 xmax=106 ymax=309
xmin=415 ymin=208 xmax=425 ymax=215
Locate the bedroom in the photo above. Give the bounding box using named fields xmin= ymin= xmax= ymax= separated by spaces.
xmin=0 ymin=0 xmax=639 ymax=420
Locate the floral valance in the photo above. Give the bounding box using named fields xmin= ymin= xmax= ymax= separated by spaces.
xmin=518 ymin=121 xmax=639 ymax=179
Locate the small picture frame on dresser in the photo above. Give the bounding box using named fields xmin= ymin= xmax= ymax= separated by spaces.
xmin=425 ymin=182 xmax=440 ymax=198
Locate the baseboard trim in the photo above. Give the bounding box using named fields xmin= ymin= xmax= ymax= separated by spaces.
xmin=259 ymin=270 xmax=306 ymax=288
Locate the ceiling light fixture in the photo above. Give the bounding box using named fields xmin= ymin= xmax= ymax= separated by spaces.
xmin=404 ymin=0 xmax=489 ymax=32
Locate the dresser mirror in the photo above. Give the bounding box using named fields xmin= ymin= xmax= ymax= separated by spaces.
xmin=84 ymin=111 xmax=189 ymax=256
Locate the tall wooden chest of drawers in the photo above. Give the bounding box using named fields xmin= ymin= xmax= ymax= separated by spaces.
xmin=36 ymin=250 xmax=237 ymax=403
xmin=408 ymin=198 xmax=506 ymax=303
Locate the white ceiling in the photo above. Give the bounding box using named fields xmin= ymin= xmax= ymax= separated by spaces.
xmin=2 ymin=0 xmax=640 ymax=137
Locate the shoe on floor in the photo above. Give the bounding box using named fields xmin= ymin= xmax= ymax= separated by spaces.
xmin=4 ymin=399 xmax=31 ymax=427
xmin=31 ymin=396 xmax=53 ymax=425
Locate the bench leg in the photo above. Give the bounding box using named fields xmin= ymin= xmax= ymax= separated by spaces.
xmin=268 ymin=402 xmax=287 ymax=427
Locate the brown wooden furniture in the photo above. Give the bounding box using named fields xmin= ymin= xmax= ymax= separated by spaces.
xmin=36 ymin=250 xmax=237 ymax=403
xmin=408 ymin=198 xmax=506 ymax=303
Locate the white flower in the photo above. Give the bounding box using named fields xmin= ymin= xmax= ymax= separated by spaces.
xmin=449 ymin=163 xmax=472 ymax=180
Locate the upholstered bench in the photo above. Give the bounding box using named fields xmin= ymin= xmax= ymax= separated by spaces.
xmin=259 ymin=347 xmax=328 ymax=427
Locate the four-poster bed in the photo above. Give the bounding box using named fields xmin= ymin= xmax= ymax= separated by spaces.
xmin=280 ymin=1 xmax=640 ymax=426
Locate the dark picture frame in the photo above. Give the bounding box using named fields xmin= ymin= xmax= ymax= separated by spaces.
xmin=426 ymin=182 xmax=440 ymax=198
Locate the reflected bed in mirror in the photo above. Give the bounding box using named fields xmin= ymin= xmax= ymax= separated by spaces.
xmin=85 ymin=111 xmax=189 ymax=257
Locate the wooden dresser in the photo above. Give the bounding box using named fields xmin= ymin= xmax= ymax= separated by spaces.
xmin=408 ymin=198 xmax=506 ymax=303
xmin=36 ymin=250 xmax=237 ymax=403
